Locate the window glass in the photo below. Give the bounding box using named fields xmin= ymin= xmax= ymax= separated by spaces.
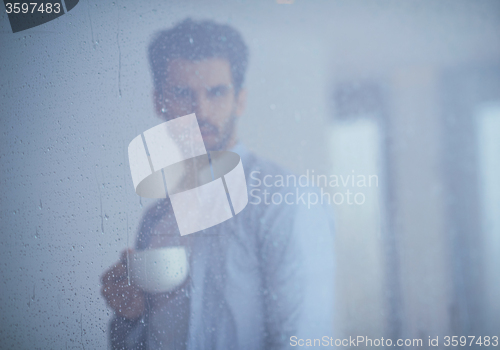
xmin=1 ymin=1 xmax=499 ymax=348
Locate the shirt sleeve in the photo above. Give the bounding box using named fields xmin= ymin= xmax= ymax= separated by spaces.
xmin=109 ymin=315 xmax=147 ymax=350
xmin=108 ymin=201 xmax=165 ymax=350
xmin=259 ymin=188 xmax=335 ymax=349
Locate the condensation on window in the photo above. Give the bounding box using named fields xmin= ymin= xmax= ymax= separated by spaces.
xmin=1 ymin=1 xmax=499 ymax=348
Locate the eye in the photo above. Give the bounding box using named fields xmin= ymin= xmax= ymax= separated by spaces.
xmin=170 ymin=87 xmax=193 ymax=99
xmin=207 ymin=85 xmax=230 ymax=98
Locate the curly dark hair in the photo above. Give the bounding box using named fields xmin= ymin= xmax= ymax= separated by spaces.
xmin=148 ymin=18 xmax=249 ymax=94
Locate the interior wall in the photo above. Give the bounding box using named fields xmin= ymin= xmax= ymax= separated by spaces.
xmin=1 ymin=0 xmax=499 ymax=348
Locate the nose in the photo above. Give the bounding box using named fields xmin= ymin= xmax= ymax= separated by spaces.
xmin=193 ymin=93 xmax=211 ymax=121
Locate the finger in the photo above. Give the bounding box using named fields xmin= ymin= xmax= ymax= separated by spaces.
xmin=101 ymin=264 xmax=128 ymax=286
xmin=102 ymin=281 xmax=143 ymax=308
xmin=103 ymin=276 xmax=137 ymax=296
xmin=100 ymin=249 xmax=132 ymax=283
xmin=120 ymin=249 xmax=134 ymax=265
xmin=101 ymin=281 xmax=134 ymax=304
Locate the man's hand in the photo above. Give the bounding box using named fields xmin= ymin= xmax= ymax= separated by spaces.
xmin=101 ymin=249 xmax=146 ymax=320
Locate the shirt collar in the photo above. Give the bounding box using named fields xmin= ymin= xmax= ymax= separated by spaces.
xmin=229 ymin=142 xmax=249 ymax=160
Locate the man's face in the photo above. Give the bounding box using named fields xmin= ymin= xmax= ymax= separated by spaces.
xmin=155 ymin=58 xmax=246 ymax=151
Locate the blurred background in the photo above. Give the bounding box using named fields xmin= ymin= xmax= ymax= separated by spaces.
xmin=1 ymin=0 xmax=499 ymax=348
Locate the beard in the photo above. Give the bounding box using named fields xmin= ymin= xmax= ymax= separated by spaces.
xmin=198 ymin=114 xmax=237 ymax=151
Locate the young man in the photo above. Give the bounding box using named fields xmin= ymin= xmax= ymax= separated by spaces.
xmin=101 ymin=18 xmax=335 ymax=350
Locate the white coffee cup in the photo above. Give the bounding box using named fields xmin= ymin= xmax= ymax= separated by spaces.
xmin=128 ymin=247 xmax=189 ymax=294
